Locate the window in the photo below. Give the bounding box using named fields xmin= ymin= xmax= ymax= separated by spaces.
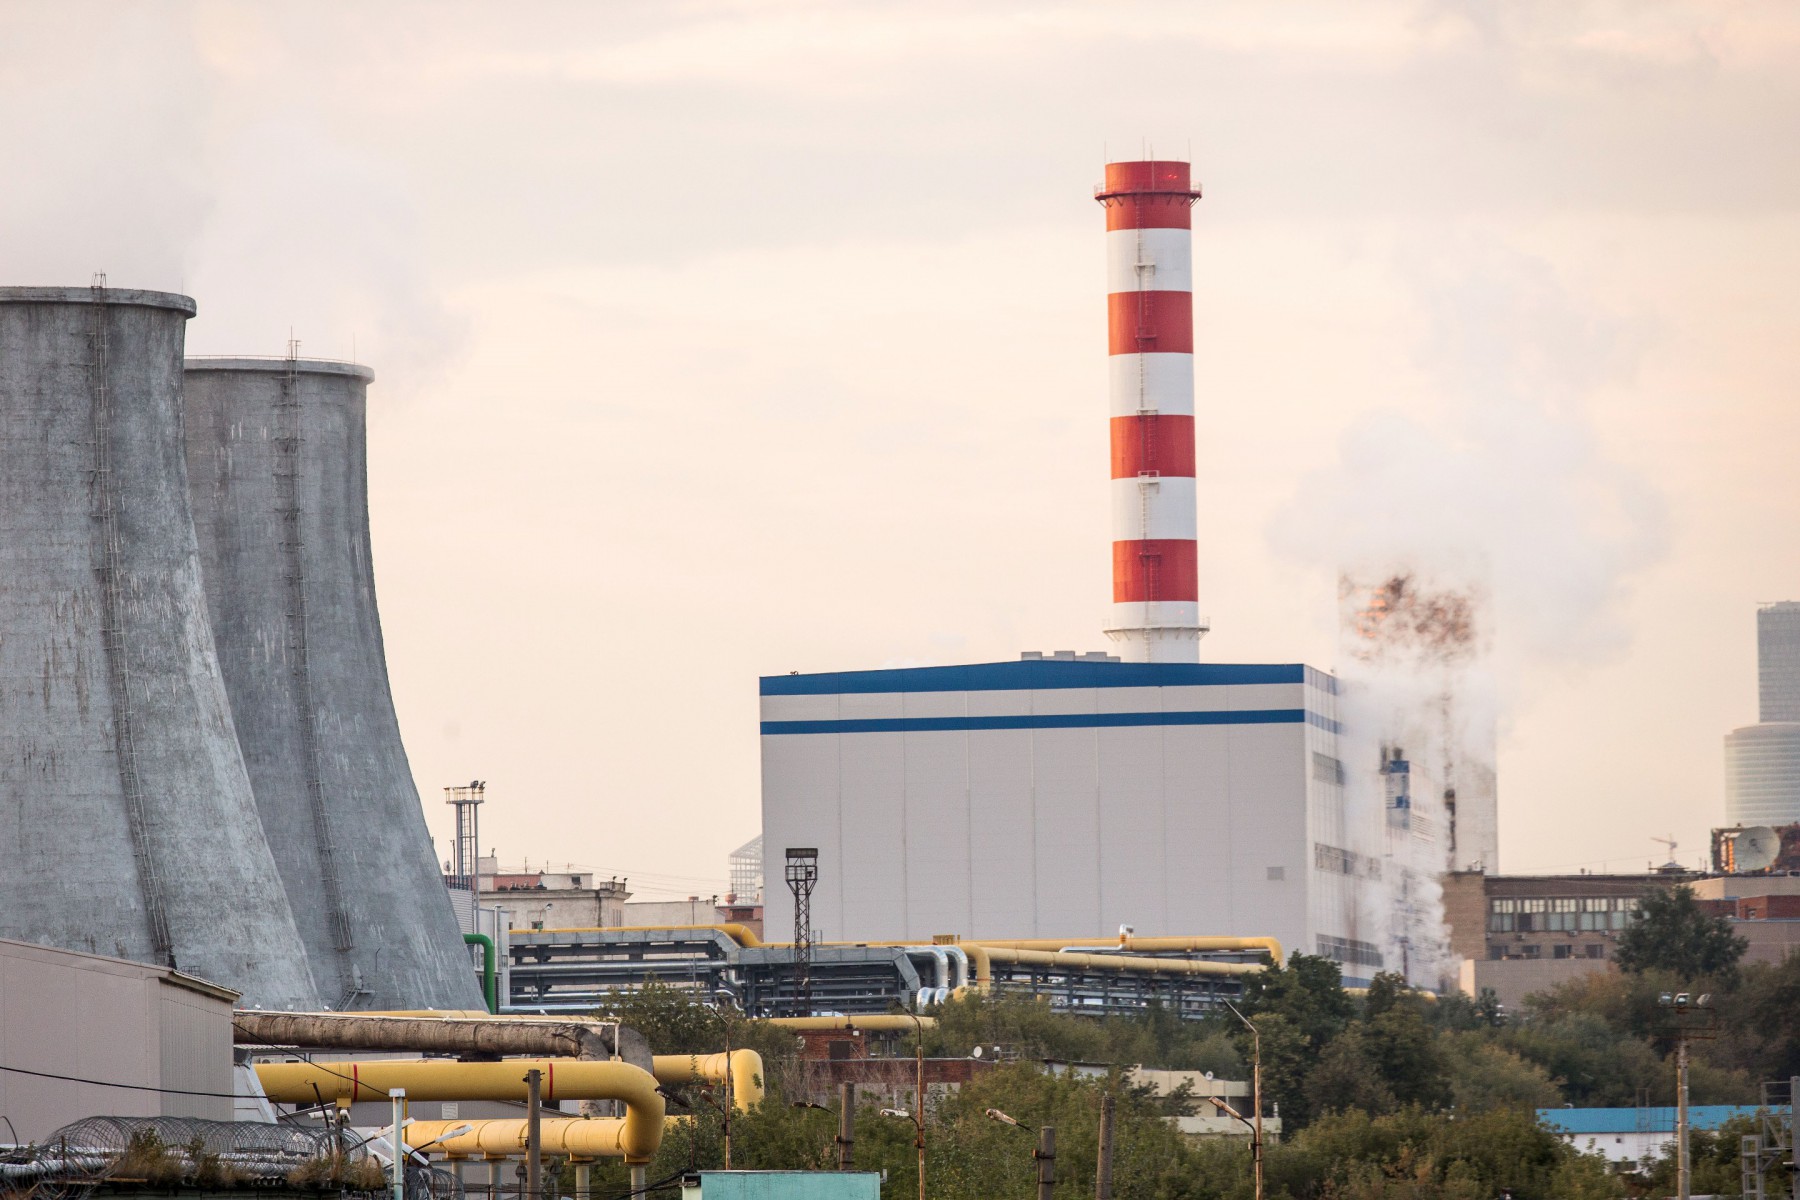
xmin=1268 ymin=866 xmax=1286 ymax=882
xmin=1520 ymin=944 xmax=1541 ymax=959
xmin=1490 ymin=899 xmax=1518 ymax=913
xmin=1317 ymin=936 xmax=1384 ymax=968
xmin=1585 ymin=944 xmax=1605 ymax=959
xmin=1489 ymin=946 xmax=1505 ymax=960
xmin=1312 ymin=752 xmax=1347 ymax=786
xmin=1488 ymin=912 xmax=1516 ymax=932
xmin=1553 ymin=944 xmax=1572 ymax=959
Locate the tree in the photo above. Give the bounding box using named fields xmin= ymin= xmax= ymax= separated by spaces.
xmin=1613 ymin=885 xmax=1747 ymax=982
xmin=1237 ymin=953 xmax=1354 ymax=1049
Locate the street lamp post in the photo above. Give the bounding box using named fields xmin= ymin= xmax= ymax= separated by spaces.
xmin=1223 ymin=1000 xmax=1263 ymax=1200
xmin=1657 ymin=991 xmax=1718 ymax=1200
xmin=986 ymin=1107 xmax=1050 ymax=1199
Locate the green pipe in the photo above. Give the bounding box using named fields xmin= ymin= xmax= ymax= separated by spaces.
xmin=465 ymin=933 xmax=498 ymax=1013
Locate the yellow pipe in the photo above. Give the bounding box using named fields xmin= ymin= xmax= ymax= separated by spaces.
xmin=533 ymin=924 xmax=766 ymax=947
xmin=757 ymin=1015 xmax=937 ymax=1032
xmin=968 ymin=936 xmax=1284 ymax=964
xmin=254 ymin=1059 xmax=664 ymax=1162
xmin=532 ymin=926 xmax=1281 ymax=966
xmin=978 ymin=946 xmax=1263 ymax=978
xmin=651 ymin=1050 xmax=765 ymax=1111
xmin=406 ymin=1118 xmax=635 ymax=1162
xmin=1345 ymin=987 xmax=1438 ymax=1003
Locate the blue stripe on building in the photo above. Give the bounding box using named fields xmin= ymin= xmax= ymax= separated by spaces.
xmin=761 ymin=708 xmax=1335 ymax=736
xmin=760 ymin=660 xmax=1330 ymax=696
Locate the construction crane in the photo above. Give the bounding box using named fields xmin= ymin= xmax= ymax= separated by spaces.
xmin=1652 ymin=834 xmax=1680 ymax=871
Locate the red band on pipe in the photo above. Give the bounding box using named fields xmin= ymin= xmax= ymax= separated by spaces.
xmin=1107 ymin=291 xmax=1193 ymax=355
xmin=1100 ymin=196 xmax=1194 ymax=231
xmin=1110 ymin=414 xmax=1196 ymax=478
xmin=1103 ymin=160 xmax=1193 ymax=194
xmin=546 ymin=1061 xmax=554 ymax=1104
xmin=1113 ymin=539 xmax=1199 ymax=602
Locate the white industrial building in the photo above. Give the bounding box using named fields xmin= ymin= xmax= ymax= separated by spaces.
xmin=761 ymin=654 xmax=1405 ymax=985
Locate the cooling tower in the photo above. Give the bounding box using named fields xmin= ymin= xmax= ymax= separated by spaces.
xmin=0 ymin=286 xmax=319 ymax=1008
xmin=182 ymin=355 xmax=483 ymax=1010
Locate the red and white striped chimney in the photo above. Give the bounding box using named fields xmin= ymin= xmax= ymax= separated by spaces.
xmin=1096 ymin=159 xmax=1206 ymax=663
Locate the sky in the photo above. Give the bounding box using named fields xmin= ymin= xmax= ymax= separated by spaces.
xmin=3 ymin=1 xmax=1796 ymax=897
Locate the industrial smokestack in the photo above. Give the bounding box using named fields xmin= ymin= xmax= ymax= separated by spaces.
xmin=0 ymin=285 xmax=319 ymax=1008
xmin=1095 ymin=161 xmax=1205 ymax=663
xmin=183 ymin=354 xmax=485 ymax=1010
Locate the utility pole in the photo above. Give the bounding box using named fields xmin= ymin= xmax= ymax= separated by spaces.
xmin=1677 ymin=1037 xmax=1691 ymax=1200
xmin=915 ymin=1020 xmax=926 ymax=1200
xmin=836 ymin=1082 xmax=856 ymax=1170
xmin=1035 ymin=1125 xmax=1056 ymax=1200
xmin=388 ymin=1089 xmax=406 ymax=1200
xmin=1096 ymin=1092 xmax=1115 ymax=1200
xmin=525 ymin=1068 xmax=543 ymax=1200
xmin=1225 ymin=999 xmax=1264 ymax=1200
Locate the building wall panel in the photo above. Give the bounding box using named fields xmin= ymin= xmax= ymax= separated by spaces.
xmin=903 ymin=730 xmax=973 ymax=936
xmin=967 ymin=729 xmax=1039 ymax=937
xmin=1097 ymin=725 xmax=1169 ymax=932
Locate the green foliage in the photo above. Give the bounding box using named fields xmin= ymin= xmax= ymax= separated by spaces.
xmin=1613 ymin=885 xmax=1748 ymax=982
xmin=554 ymin=949 xmax=1800 ymax=1198
xmin=1289 ymin=1106 xmax=1620 ymax=1200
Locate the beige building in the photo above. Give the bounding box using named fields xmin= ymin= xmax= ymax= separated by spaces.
xmin=480 ymin=863 xmax=630 ymax=931
xmin=1445 ymin=870 xmax=1800 ymax=1009
xmin=0 ymin=937 xmax=238 ymax=1142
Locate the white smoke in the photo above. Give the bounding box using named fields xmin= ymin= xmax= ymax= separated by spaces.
xmin=1274 ymin=232 xmax=1670 ymax=988
xmin=0 ymin=3 xmax=461 ymax=388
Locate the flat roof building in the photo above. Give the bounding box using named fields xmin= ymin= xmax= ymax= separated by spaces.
xmin=761 ymin=656 xmax=1421 ymax=986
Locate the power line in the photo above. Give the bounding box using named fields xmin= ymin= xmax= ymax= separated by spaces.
xmin=0 ymin=1062 xmax=240 ymax=1100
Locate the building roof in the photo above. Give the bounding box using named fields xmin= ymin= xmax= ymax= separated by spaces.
xmin=760 ymin=659 xmax=1335 ymax=696
xmin=1538 ymin=1106 xmax=1771 ymax=1135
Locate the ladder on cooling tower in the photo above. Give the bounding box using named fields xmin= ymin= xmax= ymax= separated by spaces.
xmin=89 ymin=275 xmax=175 ymax=965
xmin=274 ymin=342 xmax=358 ymax=971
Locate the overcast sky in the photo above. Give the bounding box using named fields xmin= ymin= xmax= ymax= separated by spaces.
xmin=5 ymin=1 xmax=1795 ymax=897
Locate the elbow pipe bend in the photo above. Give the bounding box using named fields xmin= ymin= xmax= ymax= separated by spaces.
xmin=650 ymin=1050 xmax=765 ymax=1111
xmin=255 ymin=1059 xmax=665 ymax=1162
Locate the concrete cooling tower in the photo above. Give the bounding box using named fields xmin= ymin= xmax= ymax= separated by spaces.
xmin=0 ymin=286 xmax=319 ymax=1008
xmin=183 ymin=355 xmax=482 ymax=1010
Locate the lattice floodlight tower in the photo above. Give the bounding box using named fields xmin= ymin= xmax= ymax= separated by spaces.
xmin=183 ymin=353 xmax=483 ymax=1010
xmin=0 ymin=285 xmax=318 ymax=1008
xmin=1096 ymin=160 xmax=1206 ymax=663
xmin=785 ymin=847 xmax=818 ymax=1017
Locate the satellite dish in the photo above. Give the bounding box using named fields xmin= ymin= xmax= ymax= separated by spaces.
xmin=1735 ymin=826 xmax=1780 ymax=873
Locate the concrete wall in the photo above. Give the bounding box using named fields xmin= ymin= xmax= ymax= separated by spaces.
xmin=761 ymin=660 xmax=1378 ymax=976
xmin=1458 ymin=956 xmax=1614 ymax=1010
xmin=184 ymin=359 xmax=481 ymax=1011
xmin=0 ymin=937 xmax=236 ymax=1141
xmin=488 ymin=890 xmax=626 ymax=930
xmin=0 ymin=289 xmax=317 ymax=1008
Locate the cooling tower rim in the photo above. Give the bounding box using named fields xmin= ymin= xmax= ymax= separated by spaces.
xmin=185 ymin=356 xmax=375 ymax=382
xmin=0 ymin=286 xmax=196 ymax=315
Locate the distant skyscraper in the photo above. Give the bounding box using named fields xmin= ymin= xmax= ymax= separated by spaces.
xmin=1725 ymin=602 xmax=1800 ymax=827
xmin=1759 ymin=601 xmax=1800 ymax=723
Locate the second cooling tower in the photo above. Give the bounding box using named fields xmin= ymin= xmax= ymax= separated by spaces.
xmin=184 ymin=356 xmax=482 ymax=1010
